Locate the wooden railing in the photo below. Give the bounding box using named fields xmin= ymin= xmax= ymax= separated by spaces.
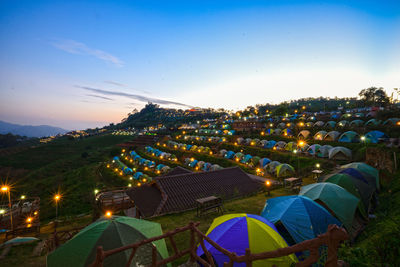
xmin=89 ymin=222 xmax=348 ymax=267
xmin=44 ymin=227 xmax=85 ymax=253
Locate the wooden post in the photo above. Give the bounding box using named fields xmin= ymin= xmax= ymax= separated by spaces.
xmin=245 ymin=248 xmax=252 ymax=267
xmin=189 ymin=222 xmax=196 ymax=262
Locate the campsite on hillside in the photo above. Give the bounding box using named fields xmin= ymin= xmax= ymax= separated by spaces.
xmin=1 ymin=1 xmax=400 ymax=266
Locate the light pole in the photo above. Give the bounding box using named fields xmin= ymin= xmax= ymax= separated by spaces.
xmin=53 ymin=193 xmax=61 ymax=232
xmin=1 ymin=185 xmax=12 ymax=231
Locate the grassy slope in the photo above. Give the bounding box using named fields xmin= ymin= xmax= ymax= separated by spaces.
xmin=338 ymin=170 xmax=400 ymax=266
xmin=0 ymin=134 xmax=133 ymax=220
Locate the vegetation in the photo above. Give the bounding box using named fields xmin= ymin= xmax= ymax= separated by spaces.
xmin=0 ymin=134 xmax=133 ymax=220
xmin=338 ymin=170 xmax=400 ymax=266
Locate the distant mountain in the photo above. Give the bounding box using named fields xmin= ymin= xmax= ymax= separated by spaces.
xmin=0 ymin=120 xmax=68 ymax=138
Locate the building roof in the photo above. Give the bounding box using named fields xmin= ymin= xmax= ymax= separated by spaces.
xmin=127 ymin=167 xmax=261 ymax=218
xmin=160 ymin=166 xmax=193 ymax=177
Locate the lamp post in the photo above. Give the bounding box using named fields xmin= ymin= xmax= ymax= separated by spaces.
xmin=53 ymin=193 xmax=61 ymax=232
xmin=360 ymin=136 xmax=366 ymax=159
xmin=1 ymin=185 xmax=12 ymax=231
xmin=265 ymin=180 xmax=271 ymax=196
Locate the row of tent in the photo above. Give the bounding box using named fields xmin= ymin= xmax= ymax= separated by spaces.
xmin=270 ymin=118 xmax=390 ymax=129
xmin=183 ymin=135 xmax=227 ymax=143
xmin=111 ymin=130 xmax=135 ymax=136
xmin=196 ymin=129 xmax=235 ymax=135
xmin=144 ymin=146 xmax=178 ymax=162
xmin=166 ymin=141 xmax=213 ymax=154
xmin=218 ymin=149 xmax=295 ymax=178
xmin=130 ymin=150 xmax=171 ymax=174
xmin=263 ymin=128 xmax=387 ymax=143
xmin=110 ymin=155 xmax=152 ymax=182
xmin=236 ymin=138 xmax=352 ymax=160
xmin=196 ymin=162 xmax=380 ymax=266
xmin=183 ymin=157 xmax=223 ymax=172
xmin=299 ymin=129 xmax=387 ymax=143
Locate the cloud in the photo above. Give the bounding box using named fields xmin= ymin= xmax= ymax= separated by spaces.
xmin=51 ymin=39 xmax=124 ymax=67
xmin=86 ymin=94 xmax=113 ymax=101
xmin=77 ymin=85 xmax=193 ymax=108
xmin=104 ymin=80 xmax=127 ymax=87
xmin=104 ymin=80 xmax=151 ymax=94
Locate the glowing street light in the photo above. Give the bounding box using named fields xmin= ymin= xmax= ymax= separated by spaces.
xmin=1 ymin=185 xmax=12 ymax=230
xmin=94 ymin=189 xmax=99 ymax=195
xmin=316 ymin=163 xmax=320 ymax=168
xmin=265 ymin=180 xmax=271 ymax=195
xmin=105 ymin=211 xmax=112 ymax=218
xmin=54 ymin=193 xmax=62 ymax=231
xmin=20 ymin=195 xmax=26 ymax=200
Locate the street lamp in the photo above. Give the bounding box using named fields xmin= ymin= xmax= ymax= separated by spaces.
xmin=265 ymin=180 xmax=271 ymax=196
xmin=1 ymin=185 xmax=12 ymax=231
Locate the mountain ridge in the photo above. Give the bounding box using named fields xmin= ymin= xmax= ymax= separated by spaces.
xmin=0 ymin=120 xmax=69 ymax=137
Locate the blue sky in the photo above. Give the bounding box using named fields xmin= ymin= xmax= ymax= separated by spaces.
xmin=0 ymin=0 xmax=399 ymax=130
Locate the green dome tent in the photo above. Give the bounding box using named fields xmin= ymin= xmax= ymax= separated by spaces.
xmin=328 ymin=147 xmax=352 ymax=160
xmin=47 ymin=216 xmax=169 ymax=267
xmin=324 ymin=121 xmax=336 ymax=128
xmin=365 ymin=119 xmax=380 ymax=127
xmin=338 ymin=131 xmax=359 ymax=143
xmin=251 ymin=156 xmax=261 ymax=167
xmin=383 ymin=118 xmax=400 ymax=125
xmin=299 ymin=183 xmax=359 ymax=231
xmin=321 ymin=173 xmax=375 ymax=219
xmin=284 ymin=142 xmax=297 ymax=152
xmin=306 ymin=122 xmax=314 ymax=127
xmin=340 ymin=162 xmax=379 ymax=190
xmin=276 ymin=163 xmax=295 ymax=178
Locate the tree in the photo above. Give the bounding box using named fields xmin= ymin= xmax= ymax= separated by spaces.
xmin=359 ymin=87 xmax=389 ymax=107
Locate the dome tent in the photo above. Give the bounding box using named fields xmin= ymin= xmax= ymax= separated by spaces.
xmin=196 ymin=214 xmax=297 ymax=267
xmin=349 ymin=120 xmax=364 ymax=127
xmin=298 ymin=130 xmax=311 ymax=140
xmin=265 ymin=161 xmax=281 ymax=173
xmin=328 ymin=147 xmax=352 ymax=160
xmin=324 ymin=131 xmax=341 ymax=141
xmin=338 ymin=131 xmax=359 ymax=143
xmin=299 ymin=183 xmax=359 ymax=231
xmin=47 ymin=216 xmax=169 ymax=267
xmin=313 ymin=131 xmax=327 ymax=141
xmin=276 ymin=163 xmax=295 ymax=178
xmin=261 ymin=196 xmax=341 ymax=245
xmin=307 ymin=144 xmax=321 ymax=156
xmin=340 ymin=162 xmax=379 ymax=190
xmin=324 ymin=121 xmax=337 ymax=128
xmin=317 ymin=145 xmax=333 ymax=158
xmin=321 ymin=173 xmax=375 ymax=219
xmin=365 ymin=130 xmax=388 ymax=143
xmin=365 ymin=119 xmax=380 ymax=127
xmin=260 ymin=158 xmax=271 ymax=168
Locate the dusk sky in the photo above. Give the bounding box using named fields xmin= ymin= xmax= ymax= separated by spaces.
xmin=1 ymin=0 xmax=399 ymax=130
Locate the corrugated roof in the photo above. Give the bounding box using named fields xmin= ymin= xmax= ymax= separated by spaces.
xmin=126 ymin=167 xmax=261 ymax=218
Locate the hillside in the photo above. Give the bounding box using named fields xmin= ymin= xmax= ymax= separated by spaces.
xmin=0 ymin=120 xmax=68 ymax=138
xmin=0 ymin=134 xmax=133 ymax=220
